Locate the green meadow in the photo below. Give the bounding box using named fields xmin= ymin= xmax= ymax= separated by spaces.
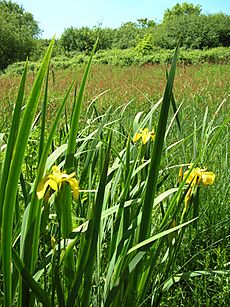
xmin=0 ymin=42 xmax=229 ymax=306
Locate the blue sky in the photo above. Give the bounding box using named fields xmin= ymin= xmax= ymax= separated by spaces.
xmin=18 ymin=0 xmax=230 ymax=38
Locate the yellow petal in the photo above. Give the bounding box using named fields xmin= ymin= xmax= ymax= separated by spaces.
xmin=133 ymin=132 xmax=141 ymax=143
xmin=184 ymin=169 xmax=197 ymax=185
xmin=51 ymin=166 xmax=63 ymax=183
xmin=36 ymin=177 xmax=50 ymax=200
xmin=48 ymin=178 xmax=59 ymax=191
xmin=142 ymin=133 xmax=150 ymax=144
xmin=184 ymin=167 xmax=215 ymax=187
xmin=67 ymin=172 xmax=76 ymax=179
xmin=51 ymin=165 xmax=61 ymax=173
xmin=201 ymin=172 xmax=215 ymax=185
xmin=68 ymin=178 xmax=79 ymax=199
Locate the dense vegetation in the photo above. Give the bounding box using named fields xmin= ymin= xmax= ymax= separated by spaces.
xmin=0 ymin=1 xmax=230 ymax=70
xmin=0 ymin=41 xmax=229 ymax=306
xmin=0 ymin=1 xmax=229 ymax=306
xmin=5 ymin=46 xmax=230 ymax=75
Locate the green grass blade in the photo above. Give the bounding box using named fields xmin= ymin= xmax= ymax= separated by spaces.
xmin=163 ymin=270 xmax=229 ymax=292
xmin=66 ymin=132 xmax=111 ymax=306
xmin=166 ymin=69 xmax=181 ymax=132
xmin=80 ymin=110 xmax=110 ymax=184
xmin=1 ymin=39 xmax=54 ymax=306
xmin=128 ymin=218 xmax=197 ymax=254
xmin=65 ymin=39 xmax=98 ymax=171
xmin=12 ymin=248 xmax=51 ymax=307
xmin=21 ymin=80 xmax=75 ymax=270
xmin=138 ymin=44 xmax=179 ymax=243
xmin=38 ymin=68 xmax=49 ymax=163
xmin=0 ymin=60 xmax=27 ymax=227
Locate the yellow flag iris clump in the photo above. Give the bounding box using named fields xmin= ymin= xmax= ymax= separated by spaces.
xmin=36 ymin=165 xmax=79 ymax=200
xmin=133 ymin=128 xmax=155 ymax=145
xmin=183 ymin=167 xmax=215 ymax=186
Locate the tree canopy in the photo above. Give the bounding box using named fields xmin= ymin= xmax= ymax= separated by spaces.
xmin=0 ymin=0 xmax=40 ymax=69
xmin=163 ymin=2 xmax=202 ymax=21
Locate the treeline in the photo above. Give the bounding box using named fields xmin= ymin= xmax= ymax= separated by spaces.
xmin=0 ymin=1 xmax=230 ymax=70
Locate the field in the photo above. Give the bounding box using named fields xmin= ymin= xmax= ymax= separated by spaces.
xmin=1 ymin=63 xmax=229 ymax=126
xmin=0 ymin=44 xmax=229 ymax=306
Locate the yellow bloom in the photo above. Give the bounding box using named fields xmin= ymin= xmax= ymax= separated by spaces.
xmin=36 ymin=165 xmax=79 ymax=200
xmin=133 ymin=128 xmax=155 ymax=144
xmin=183 ymin=167 xmax=215 ymax=187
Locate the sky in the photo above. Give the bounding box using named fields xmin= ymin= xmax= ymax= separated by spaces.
xmin=17 ymin=0 xmax=230 ymax=38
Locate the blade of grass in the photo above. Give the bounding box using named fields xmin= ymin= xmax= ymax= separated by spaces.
xmin=38 ymin=68 xmax=49 ymax=163
xmin=64 ymin=39 xmax=98 ymax=171
xmin=128 ymin=218 xmax=197 ymax=254
xmin=21 ymin=79 xmax=75 ymax=271
xmin=12 ymin=248 xmax=51 ymax=307
xmin=0 ymin=60 xmax=28 ymax=228
xmin=66 ymin=133 xmax=112 ymax=306
xmin=1 ymin=39 xmax=54 ymax=306
xmin=60 ymin=40 xmax=98 ymax=239
xmin=138 ymin=43 xmax=179 ymax=243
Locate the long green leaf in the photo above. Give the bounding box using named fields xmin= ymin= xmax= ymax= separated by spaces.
xmin=163 ymin=269 xmax=229 ymax=291
xmin=139 ymin=44 xmax=179 ymax=243
xmin=12 ymin=248 xmax=51 ymax=307
xmin=128 ymin=218 xmax=197 ymax=254
xmin=1 ymin=40 xmax=54 ymax=306
xmin=0 ymin=60 xmax=27 ymax=227
xmin=66 ymin=133 xmax=112 ymax=306
xmin=21 ymin=79 xmax=75 ymax=272
xmin=65 ymin=39 xmax=98 ymax=170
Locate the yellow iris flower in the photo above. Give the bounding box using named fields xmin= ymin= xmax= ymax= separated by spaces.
xmin=36 ymin=165 xmax=79 ymax=200
xmin=133 ymin=128 xmax=155 ymax=144
xmin=183 ymin=167 xmax=215 ymax=186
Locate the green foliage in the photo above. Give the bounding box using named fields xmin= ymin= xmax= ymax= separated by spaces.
xmin=112 ymin=22 xmax=143 ymax=49
xmin=60 ymin=27 xmax=95 ymax=52
xmin=55 ymin=10 xmax=230 ymax=56
xmin=31 ymin=39 xmax=63 ymax=61
xmin=137 ymin=18 xmax=156 ymax=28
xmin=59 ymin=20 xmax=155 ymax=54
xmin=1 ymin=0 xmax=230 ymax=71
xmin=5 ymin=47 xmax=230 ymax=75
xmin=60 ymin=26 xmax=114 ymax=53
xmin=0 ymin=0 xmax=40 ymax=70
xmin=135 ymin=33 xmax=154 ymax=54
xmin=155 ymin=13 xmax=230 ymax=49
xmin=163 ymin=2 xmax=201 ymax=22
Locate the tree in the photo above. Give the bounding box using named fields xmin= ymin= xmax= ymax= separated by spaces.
xmin=0 ymin=0 xmax=40 ymax=69
xmin=112 ymin=22 xmax=143 ymax=49
xmin=154 ymin=13 xmax=230 ymax=49
xmin=137 ymin=18 xmax=156 ymax=28
xmin=163 ymin=2 xmax=201 ymax=22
